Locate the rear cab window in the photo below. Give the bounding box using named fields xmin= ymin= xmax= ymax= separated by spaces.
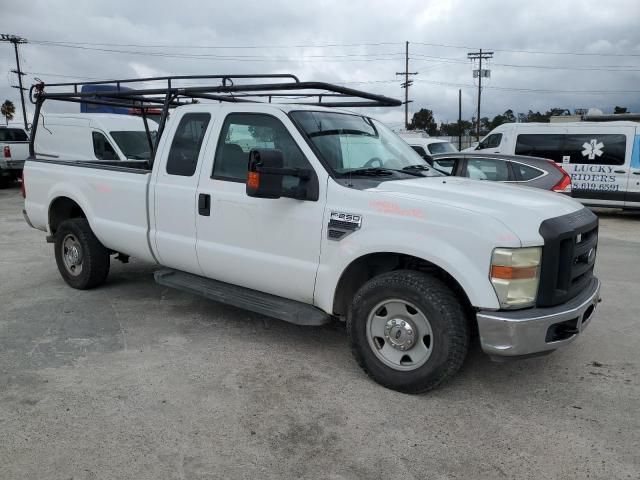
xmin=166 ymin=113 xmax=211 ymax=176
xmin=0 ymin=128 xmax=28 ymax=142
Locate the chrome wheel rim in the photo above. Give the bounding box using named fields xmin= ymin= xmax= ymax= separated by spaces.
xmin=366 ymin=299 xmax=433 ymax=371
xmin=61 ymin=234 xmax=83 ymax=276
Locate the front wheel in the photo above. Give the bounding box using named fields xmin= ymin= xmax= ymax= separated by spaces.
xmin=347 ymin=270 xmax=470 ymax=394
xmin=54 ymin=218 xmax=110 ymax=289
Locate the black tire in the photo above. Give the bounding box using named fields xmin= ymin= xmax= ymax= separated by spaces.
xmin=54 ymin=218 xmax=110 ymax=289
xmin=347 ymin=270 xmax=470 ymax=394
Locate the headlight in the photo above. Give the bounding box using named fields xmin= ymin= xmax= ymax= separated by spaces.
xmin=490 ymin=247 xmax=542 ymax=309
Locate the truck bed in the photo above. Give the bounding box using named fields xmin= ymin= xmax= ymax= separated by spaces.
xmin=24 ymin=158 xmax=156 ymax=263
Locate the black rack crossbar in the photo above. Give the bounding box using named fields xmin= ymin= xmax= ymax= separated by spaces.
xmin=28 ymin=73 xmax=402 ymax=164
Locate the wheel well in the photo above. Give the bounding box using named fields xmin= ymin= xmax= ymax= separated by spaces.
xmin=332 ymin=253 xmax=474 ymax=321
xmin=49 ymin=197 xmax=86 ymax=236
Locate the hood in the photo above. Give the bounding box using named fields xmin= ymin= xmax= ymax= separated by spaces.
xmin=369 ymin=176 xmax=583 ymax=245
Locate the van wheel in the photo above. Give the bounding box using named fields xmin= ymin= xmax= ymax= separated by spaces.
xmin=54 ymin=218 xmax=110 ymax=289
xmin=347 ymin=270 xmax=469 ymax=394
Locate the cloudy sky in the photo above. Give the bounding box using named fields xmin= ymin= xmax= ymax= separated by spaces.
xmin=1 ymin=0 xmax=639 ymax=128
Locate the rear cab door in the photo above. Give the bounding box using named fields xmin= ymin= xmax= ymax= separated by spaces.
xmin=150 ymin=107 xmax=215 ymax=274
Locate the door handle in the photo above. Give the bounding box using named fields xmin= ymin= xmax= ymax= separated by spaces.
xmin=613 ymin=170 xmax=627 ymax=174
xmin=633 ymin=171 xmax=640 ymax=175
xmin=198 ymin=193 xmax=211 ymax=216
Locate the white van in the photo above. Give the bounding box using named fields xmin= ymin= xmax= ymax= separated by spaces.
xmin=35 ymin=114 xmax=157 ymax=162
xmin=474 ymin=121 xmax=640 ymax=209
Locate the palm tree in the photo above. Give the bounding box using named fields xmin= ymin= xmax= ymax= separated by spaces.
xmin=1 ymin=100 xmax=16 ymax=126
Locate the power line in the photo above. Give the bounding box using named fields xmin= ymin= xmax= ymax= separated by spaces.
xmin=30 ymin=39 xmax=401 ymax=50
xmin=413 ymin=78 xmax=640 ymax=94
xmin=411 ymin=41 xmax=640 ymax=57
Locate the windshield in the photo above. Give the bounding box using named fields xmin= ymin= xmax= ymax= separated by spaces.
xmin=428 ymin=142 xmax=457 ymax=154
xmin=290 ymin=111 xmax=441 ymax=177
xmin=109 ymin=130 xmax=155 ymax=160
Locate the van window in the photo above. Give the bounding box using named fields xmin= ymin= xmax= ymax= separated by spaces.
xmin=563 ymin=134 xmax=626 ymax=165
xmin=0 ymin=128 xmax=28 ymax=142
xmin=92 ymin=131 xmax=120 ymax=160
xmin=515 ymin=134 xmax=564 ymax=162
xmin=515 ymin=133 xmax=626 ymax=165
xmin=213 ymin=113 xmax=310 ymax=184
xmin=427 ymin=142 xmax=457 ymax=154
xmin=166 ymin=113 xmax=211 ymax=176
xmin=110 ymin=131 xmax=155 ymax=160
xmin=478 ymin=133 xmax=502 ymax=150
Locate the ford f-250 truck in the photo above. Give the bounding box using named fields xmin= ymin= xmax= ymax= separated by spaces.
xmin=22 ymin=75 xmax=601 ymax=393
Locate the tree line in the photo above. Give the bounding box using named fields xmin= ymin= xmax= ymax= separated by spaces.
xmin=407 ymin=106 xmax=630 ymax=137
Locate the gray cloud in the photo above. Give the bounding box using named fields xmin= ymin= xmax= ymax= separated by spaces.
xmin=1 ymin=0 xmax=638 ymax=128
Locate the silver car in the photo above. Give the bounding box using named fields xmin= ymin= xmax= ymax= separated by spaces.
xmin=422 ymin=152 xmax=572 ymax=193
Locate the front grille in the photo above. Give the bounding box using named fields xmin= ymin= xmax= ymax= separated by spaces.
xmin=537 ymin=208 xmax=599 ymax=307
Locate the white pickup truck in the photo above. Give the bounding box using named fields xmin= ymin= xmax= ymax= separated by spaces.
xmin=0 ymin=125 xmax=29 ymax=186
xmin=22 ymin=76 xmax=601 ymax=393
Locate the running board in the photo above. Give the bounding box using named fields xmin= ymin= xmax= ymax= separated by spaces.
xmin=154 ymin=269 xmax=331 ymax=326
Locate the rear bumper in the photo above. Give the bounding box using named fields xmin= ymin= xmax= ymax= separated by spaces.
xmin=477 ymin=277 xmax=601 ymax=357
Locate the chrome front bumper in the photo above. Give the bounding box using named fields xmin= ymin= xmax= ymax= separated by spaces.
xmin=477 ymin=277 xmax=601 ymax=358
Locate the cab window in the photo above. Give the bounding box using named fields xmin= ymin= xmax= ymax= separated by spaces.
xmin=213 ymin=113 xmax=311 ymax=189
xmin=92 ymin=131 xmax=120 ymax=160
xmin=166 ymin=113 xmax=211 ymax=176
xmin=464 ymin=157 xmax=510 ymax=181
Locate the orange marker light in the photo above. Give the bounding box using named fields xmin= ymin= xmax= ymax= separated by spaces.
xmin=247 ymin=171 xmax=260 ymax=189
xmin=491 ymin=265 xmax=538 ymax=280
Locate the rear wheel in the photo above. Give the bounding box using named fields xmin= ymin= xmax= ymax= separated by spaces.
xmin=347 ymin=270 xmax=470 ymax=393
xmin=54 ymin=218 xmax=110 ymax=289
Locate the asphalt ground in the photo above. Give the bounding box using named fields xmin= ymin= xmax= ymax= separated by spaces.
xmin=1 ymin=185 xmax=638 ymax=479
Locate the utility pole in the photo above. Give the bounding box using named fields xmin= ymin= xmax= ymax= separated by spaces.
xmin=458 ymin=89 xmax=462 ymax=151
xmin=467 ymin=49 xmax=493 ymax=140
xmin=396 ymin=41 xmax=418 ymax=130
xmin=1 ymin=34 xmax=28 ymax=130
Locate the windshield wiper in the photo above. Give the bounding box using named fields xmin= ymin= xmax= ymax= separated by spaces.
xmin=344 ymin=167 xmax=424 ymax=178
xmin=403 ymin=164 xmax=446 ymax=176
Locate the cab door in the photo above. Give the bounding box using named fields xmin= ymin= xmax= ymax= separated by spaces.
xmin=150 ymin=111 xmax=213 ymax=275
xmin=195 ymin=108 xmax=327 ymax=304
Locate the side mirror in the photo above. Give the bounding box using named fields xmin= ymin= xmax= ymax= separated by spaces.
xmin=246 ymin=149 xmax=285 ymax=199
xmin=246 ymin=148 xmax=315 ymax=200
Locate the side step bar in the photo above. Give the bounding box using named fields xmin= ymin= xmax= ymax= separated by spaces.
xmin=154 ymin=269 xmax=331 ymax=327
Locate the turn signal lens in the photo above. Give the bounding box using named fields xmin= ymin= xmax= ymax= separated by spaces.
xmin=247 ymin=171 xmax=260 ymax=189
xmin=490 ymin=247 xmax=542 ymax=309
